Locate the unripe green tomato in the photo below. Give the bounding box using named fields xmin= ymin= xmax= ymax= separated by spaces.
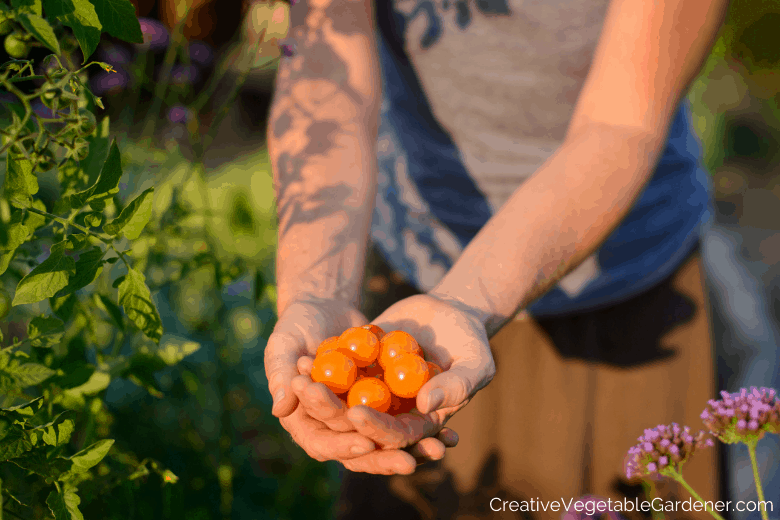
xmin=34 ymin=148 xmax=56 ymax=171
xmin=75 ymin=138 xmax=89 ymax=161
xmin=76 ymin=109 xmax=97 ymax=136
xmin=4 ymin=33 xmax=28 ymax=59
xmin=0 ymin=19 xmax=13 ymax=36
xmin=0 ymin=289 xmax=10 ymax=319
xmin=41 ymin=88 xmax=61 ymax=110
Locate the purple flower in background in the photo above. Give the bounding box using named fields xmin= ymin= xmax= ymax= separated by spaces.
xmin=701 ymin=387 xmax=780 ymax=444
xmin=278 ymin=39 xmax=296 ymax=57
xmin=170 ymin=64 xmax=200 ymax=85
xmin=91 ymin=67 xmax=131 ymax=95
xmin=137 ymin=18 xmax=169 ymax=51
xmin=188 ymin=40 xmax=214 ymax=67
xmin=168 ymin=105 xmax=193 ymax=124
xmin=562 ymin=495 xmax=627 ymax=520
xmin=227 ymin=280 xmax=251 ymax=296
xmin=97 ymin=43 xmax=132 ymax=65
xmin=625 ymin=423 xmax=713 ymax=480
xmin=31 ymin=100 xmax=62 ymax=119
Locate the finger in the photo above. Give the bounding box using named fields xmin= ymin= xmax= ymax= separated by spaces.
xmin=417 ymin=361 xmax=493 ymax=415
xmin=437 ymin=427 xmax=459 ymax=448
xmin=340 ymin=448 xmax=418 ymax=475
xmin=297 ymin=355 xmax=314 ymax=376
xmin=291 ymin=375 xmax=355 ymax=432
xmin=281 ymin=408 xmax=375 ymax=462
xmin=406 ymin=437 xmax=446 ymax=461
xmin=346 ymin=405 xmax=441 ymax=450
xmin=265 ymin=333 xmax=306 ymax=417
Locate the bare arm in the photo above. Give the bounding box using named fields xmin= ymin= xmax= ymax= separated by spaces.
xmin=429 ymin=0 xmax=730 ymax=337
xmin=268 ymin=0 xmax=382 ymax=315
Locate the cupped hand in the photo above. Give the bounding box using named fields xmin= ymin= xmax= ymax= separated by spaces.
xmin=295 ymin=293 xmax=494 ymax=461
xmin=264 ymin=297 xmax=458 ymax=474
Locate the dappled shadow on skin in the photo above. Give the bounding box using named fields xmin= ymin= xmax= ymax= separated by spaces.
xmin=337 ymin=451 xmax=534 ymax=520
xmin=534 ymin=275 xmax=696 ymax=368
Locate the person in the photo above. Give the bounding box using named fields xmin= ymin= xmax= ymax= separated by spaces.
xmin=264 ymin=0 xmax=731 ymax=516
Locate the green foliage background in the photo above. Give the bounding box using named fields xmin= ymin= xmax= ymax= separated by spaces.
xmin=0 ymin=0 xmax=778 ymax=519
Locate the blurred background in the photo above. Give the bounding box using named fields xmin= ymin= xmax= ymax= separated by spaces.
xmin=1 ymin=0 xmax=779 ymax=518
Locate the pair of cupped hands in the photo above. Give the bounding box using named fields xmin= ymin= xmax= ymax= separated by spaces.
xmin=263 ymin=293 xmax=496 ymax=475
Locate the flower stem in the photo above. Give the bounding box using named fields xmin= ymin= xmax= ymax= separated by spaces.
xmin=642 ymin=479 xmax=665 ymax=520
xmin=669 ymin=471 xmax=726 ymax=520
xmin=747 ymin=440 xmax=770 ymax=520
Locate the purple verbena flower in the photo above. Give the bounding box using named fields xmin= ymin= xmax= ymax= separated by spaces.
xmin=97 ymin=43 xmax=132 ymax=65
xmin=625 ymin=423 xmax=713 ymax=480
xmin=90 ymin=68 xmax=130 ymax=96
xmin=167 ymin=105 xmax=193 ymax=124
xmin=701 ymin=387 xmax=780 ymax=444
xmin=278 ymin=39 xmax=296 ymax=57
xmin=188 ymin=41 xmax=214 ymax=67
xmin=137 ymin=18 xmax=169 ymax=51
xmin=169 ymin=64 xmax=200 ymax=85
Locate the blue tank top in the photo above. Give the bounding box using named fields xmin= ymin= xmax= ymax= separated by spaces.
xmin=369 ymin=0 xmax=714 ymax=318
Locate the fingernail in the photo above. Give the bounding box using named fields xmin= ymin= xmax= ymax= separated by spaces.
xmin=425 ymin=389 xmax=444 ymax=413
xmin=351 ymin=445 xmax=370 ymax=456
xmin=272 ymin=389 xmax=285 ymax=411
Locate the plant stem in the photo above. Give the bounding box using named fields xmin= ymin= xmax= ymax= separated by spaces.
xmin=23 ymin=206 xmax=114 ymax=243
xmin=747 ymin=440 xmax=770 ymax=520
xmin=670 ymin=471 xmax=726 ymax=520
xmin=642 ymin=479 xmax=665 ymax=520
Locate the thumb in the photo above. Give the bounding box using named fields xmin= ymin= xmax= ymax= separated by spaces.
xmin=417 ymin=360 xmax=495 ymax=415
xmin=264 ymin=332 xmax=305 ymax=417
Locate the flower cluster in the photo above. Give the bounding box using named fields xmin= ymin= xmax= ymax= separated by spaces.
xmin=625 ymin=424 xmax=714 ymax=480
xmin=700 ymin=387 xmax=780 ymax=444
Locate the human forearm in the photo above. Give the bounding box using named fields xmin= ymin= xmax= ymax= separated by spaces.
xmin=429 ymin=123 xmax=667 ymax=337
xmin=268 ymin=0 xmax=381 ymax=315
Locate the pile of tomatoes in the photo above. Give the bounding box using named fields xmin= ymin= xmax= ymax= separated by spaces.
xmin=310 ymin=325 xmax=442 ymax=415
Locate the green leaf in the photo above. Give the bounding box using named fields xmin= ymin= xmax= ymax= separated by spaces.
xmin=4 ymin=154 xmax=38 ymax=207
xmin=0 ymin=211 xmax=30 ymax=251
xmin=13 ymin=241 xmax=76 ymax=306
xmin=9 ymin=447 xmax=66 ymax=478
xmin=28 ymin=314 xmax=66 ymax=348
xmin=118 ymin=268 xmax=163 ymax=343
xmin=156 ymin=337 xmax=200 ymax=366
xmin=18 ymin=13 xmax=61 ymax=54
xmin=68 ymin=438 xmax=114 ymax=473
xmin=50 ymin=292 xmax=78 ymax=322
xmin=111 ymin=274 xmax=125 ymax=288
xmin=89 ymin=0 xmax=143 ymax=44
xmin=66 ymin=233 xmax=89 ymax=250
xmin=46 ymin=486 xmax=84 ymax=520
xmin=43 ymin=0 xmax=102 ymax=62
xmin=0 ymin=427 xmax=35 ymax=460
xmin=0 ymin=396 xmax=44 ymax=418
xmin=24 ymin=199 xmax=47 ymax=232
xmin=54 ymin=246 xmax=104 ymax=297
xmin=69 ymin=140 xmax=122 ymax=211
xmin=94 ymin=293 xmax=124 ymax=331
xmin=26 ymin=412 xmax=74 ymax=447
xmin=10 ymin=362 xmax=56 ymax=387
xmin=103 ymin=187 xmax=153 ymax=239
xmin=11 ymin=0 xmax=42 ymax=15
xmin=83 ymin=212 xmax=102 ymax=227
xmin=0 ymin=249 xmax=17 ymax=276
xmin=79 ymin=117 xmax=110 ymax=186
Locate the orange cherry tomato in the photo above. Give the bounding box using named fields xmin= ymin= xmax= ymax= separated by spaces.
xmin=311 ymin=350 xmax=357 ymax=395
xmin=388 ymin=394 xmax=417 ymax=415
xmin=347 ymin=377 xmax=392 ymax=413
xmin=316 ymin=336 xmax=339 ymax=357
xmin=337 ymin=327 xmax=380 ymax=367
xmin=383 ymin=353 xmax=430 ymax=398
xmin=359 ymin=362 xmax=384 ymax=381
xmin=378 ymin=331 xmax=421 ymax=368
xmin=427 ymin=361 xmax=442 ymax=377
xmin=361 ymin=324 xmax=386 ymax=341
